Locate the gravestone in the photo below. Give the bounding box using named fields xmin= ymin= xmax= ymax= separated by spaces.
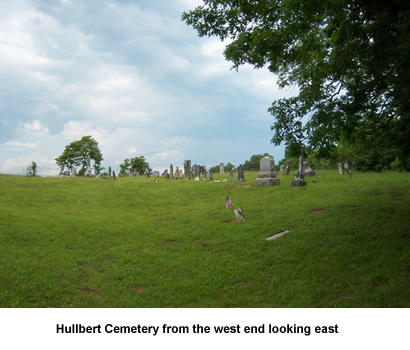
xmin=291 ymin=156 xmax=307 ymax=186
xmin=220 ymin=162 xmax=224 ymax=173
xmin=108 ymin=166 xmax=112 ymax=179
xmin=280 ymin=165 xmax=285 ymax=173
xmin=209 ymin=170 xmax=213 ymax=181
xmin=112 ymin=171 xmax=116 ymax=180
xmin=338 ymin=163 xmax=344 ymax=175
xmin=194 ymin=164 xmax=200 ymax=181
xmin=302 ymin=160 xmax=316 ymax=176
xmin=59 ymin=164 xmax=65 ymax=177
xmin=84 ymin=156 xmax=92 ymax=177
xmin=185 ymin=160 xmax=191 ymax=180
xmin=349 ymin=170 xmax=352 ymax=179
xmin=170 ymin=164 xmax=174 ymax=179
xmin=71 ymin=167 xmax=77 ymax=177
xmin=255 ymin=157 xmax=280 ymax=186
xmin=230 ymin=167 xmax=234 ymax=182
xmin=175 ymin=166 xmax=179 ymax=179
xmin=282 ymin=161 xmax=290 ymax=175
xmin=152 ymin=170 xmax=160 ymax=177
xmin=238 ymin=164 xmax=246 ymax=181
xmin=203 ymin=168 xmax=207 ymax=180
xmin=234 ymin=207 xmax=246 ymax=222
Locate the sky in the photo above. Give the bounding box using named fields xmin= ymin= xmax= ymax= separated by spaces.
xmin=0 ymin=0 xmax=294 ymax=176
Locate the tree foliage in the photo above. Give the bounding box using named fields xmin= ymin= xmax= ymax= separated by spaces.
xmin=182 ymin=0 xmax=410 ymax=169
xmin=24 ymin=161 xmax=37 ymax=177
xmin=119 ymin=156 xmax=150 ymax=176
xmin=55 ymin=136 xmax=103 ymax=174
xmin=243 ymin=153 xmax=272 ymax=170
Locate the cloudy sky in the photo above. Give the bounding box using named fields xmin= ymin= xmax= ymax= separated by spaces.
xmin=0 ymin=0 xmax=293 ymax=176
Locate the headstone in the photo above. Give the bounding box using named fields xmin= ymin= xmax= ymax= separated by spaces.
xmin=238 ymin=164 xmax=246 ymax=181
xmin=185 ymin=160 xmax=191 ymax=180
xmin=255 ymin=157 xmax=280 ymax=186
xmin=349 ymin=170 xmax=352 ymax=179
xmin=170 ymin=164 xmax=174 ymax=179
xmin=84 ymin=156 xmax=92 ymax=177
xmin=152 ymin=170 xmax=160 ymax=177
xmin=234 ymin=207 xmax=245 ymax=222
xmin=59 ymin=164 xmax=65 ymax=177
xmin=203 ymin=168 xmax=207 ymax=180
xmin=175 ymin=166 xmax=179 ymax=179
xmin=338 ymin=163 xmax=344 ymax=175
xmin=209 ymin=171 xmax=213 ymax=181
xmin=280 ymin=165 xmax=285 ymax=173
xmin=302 ymin=160 xmax=316 ymax=176
xmin=230 ymin=167 xmax=234 ymax=182
xmin=71 ymin=166 xmax=77 ymax=177
xmin=164 ymin=169 xmax=169 ymax=179
xmin=108 ymin=166 xmax=112 ymax=179
xmin=220 ymin=162 xmax=224 ymax=173
xmin=291 ymin=156 xmax=307 ymax=186
xmin=112 ymin=171 xmax=116 ymax=180
xmin=194 ymin=164 xmax=200 ymax=181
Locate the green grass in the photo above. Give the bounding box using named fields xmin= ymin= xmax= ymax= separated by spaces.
xmin=0 ymin=171 xmax=409 ymax=307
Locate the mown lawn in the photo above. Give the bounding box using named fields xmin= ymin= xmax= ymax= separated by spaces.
xmin=0 ymin=170 xmax=408 ymax=307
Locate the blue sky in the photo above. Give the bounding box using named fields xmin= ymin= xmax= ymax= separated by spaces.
xmin=0 ymin=0 xmax=293 ymax=176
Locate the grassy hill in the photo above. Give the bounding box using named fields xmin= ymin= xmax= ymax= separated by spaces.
xmin=0 ymin=170 xmax=408 ymax=307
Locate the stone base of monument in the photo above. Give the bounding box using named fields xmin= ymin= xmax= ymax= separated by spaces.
xmin=234 ymin=207 xmax=245 ymax=222
xmin=303 ymin=171 xmax=316 ymax=176
xmin=291 ymin=179 xmax=307 ymax=186
xmin=255 ymin=178 xmax=280 ymax=186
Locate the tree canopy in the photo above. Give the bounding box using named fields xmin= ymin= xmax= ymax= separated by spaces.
xmin=55 ymin=136 xmax=103 ymax=175
xmin=182 ymin=0 xmax=410 ymax=170
xmin=119 ymin=156 xmax=150 ymax=176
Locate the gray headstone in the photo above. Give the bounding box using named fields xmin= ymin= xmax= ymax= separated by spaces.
xmin=255 ymin=157 xmax=279 ymax=186
xmin=84 ymin=155 xmax=92 ymax=177
xmin=185 ymin=160 xmax=191 ymax=180
xmin=170 ymin=164 xmax=174 ymax=178
xmin=59 ymin=164 xmax=65 ymax=177
xmin=220 ymin=162 xmax=224 ymax=173
xmin=291 ymin=156 xmax=307 ymax=186
xmin=194 ymin=164 xmax=200 ymax=180
xmin=112 ymin=170 xmax=116 ymax=180
xmin=209 ymin=171 xmax=213 ymax=181
xmin=238 ymin=164 xmax=246 ymax=181
xmin=280 ymin=165 xmax=285 ymax=173
xmin=230 ymin=167 xmax=234 ymax=182
xmin=108 ymin=166 xmax=112 ymax=179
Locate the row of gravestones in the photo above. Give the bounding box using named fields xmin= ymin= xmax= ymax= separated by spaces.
xmin=160 ymin=161 xmax=247 ymax=182
xmin=255 ymin=156 xmax=316 ymax=187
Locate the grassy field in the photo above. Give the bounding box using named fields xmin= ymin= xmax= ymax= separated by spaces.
xmin=0 ymin=170 xmax=409 ymax=307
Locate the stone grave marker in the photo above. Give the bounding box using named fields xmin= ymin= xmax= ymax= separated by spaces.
xmin=238 ymin=164 xmax=246 ymax=181
xmin=255 ymin=157 xmax=280 ymax=186
xmin=291 ymin=156 xmax=307 ymax=186
xmin=230 ymin=167 xmax=234 ymax=182
xmin=185 ymin=160 xmax=191 ymax=180
xmin=220 ymin=162 xmax=224 ymax=173
xmin=170 ymin=164 xmax=174 ymax=179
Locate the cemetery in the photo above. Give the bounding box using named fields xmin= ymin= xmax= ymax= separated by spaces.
xmin=0 ymin=165 xmax=408 ymax=308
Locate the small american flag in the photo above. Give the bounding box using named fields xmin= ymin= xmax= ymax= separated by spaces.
xmin=226 ymin=196 xmax=233 ymax=210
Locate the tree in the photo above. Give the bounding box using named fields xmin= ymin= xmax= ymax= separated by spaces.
xmin=243 ymin=153 xmax=272 ymax=171
xmin=182 ymin=0 xmax=410 ymax=169
xmin=24 ymin=161 xmax=37 ymax=177
xmin=119 ymin=156 xmax=150 ymax=176
xmin=55 ymin=136 xmax=103 ymax=175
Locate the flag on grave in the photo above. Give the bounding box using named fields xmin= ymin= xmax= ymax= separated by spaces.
xmin=226 ymin=196 xmax=233 ymax=210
